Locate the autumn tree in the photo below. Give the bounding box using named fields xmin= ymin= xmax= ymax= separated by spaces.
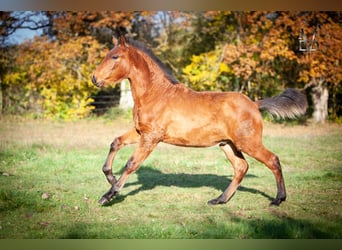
xmin=0 ymin=11 xmax=139 ymax=118
xmin=183 ymin=47 xmax=231 ymax=91
xmin=258 ymin=11 xmax=342 ymax=123
xmin=182 ymin=11 xmax=341 ymax=122
xmin=0 ymin=11 xmax=51 ymax=112
xmin=292 ymin=12 xmax=341 ymax=123
xmin=182 ymin=11 xmax=298 ymax=98
xmin=2 ymin=35 xmax=108 ymax=119
xmin=45 ymin=11 xmax=135 ymax=44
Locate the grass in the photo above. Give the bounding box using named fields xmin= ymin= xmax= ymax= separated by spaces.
xmin=0 ymin=116 xmax=341 ymax=238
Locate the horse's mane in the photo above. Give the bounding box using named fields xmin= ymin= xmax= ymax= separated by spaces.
xmin=126 ymin=37 xmax=179 ymax=84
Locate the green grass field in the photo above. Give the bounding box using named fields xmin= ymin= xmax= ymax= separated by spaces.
xmin=0 ymin=116 xmax=341 ymax=238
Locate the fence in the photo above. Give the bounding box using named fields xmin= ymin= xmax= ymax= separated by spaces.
xmin=90 ymin=80 xmax=133 ymax=115
xmin=90 ymin=94 xmax=120 ymax=115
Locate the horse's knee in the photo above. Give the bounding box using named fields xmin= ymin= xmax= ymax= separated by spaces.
xmin=110 ymin=137 xmax=122 ymax=151
xmin=124 ymin=156 xmax=136 ymax=174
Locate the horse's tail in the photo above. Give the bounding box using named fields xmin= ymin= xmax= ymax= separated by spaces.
xmin=256 ymin=88 xmax=308 ymax=119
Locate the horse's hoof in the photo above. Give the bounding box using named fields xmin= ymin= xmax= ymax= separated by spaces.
xmin=207 ymin=198 xmax=225 ymax=205
xmin=269 ymin=197 xmax=286 ymax=206
xmin=98 ymin=196 xmax=110 ymax=206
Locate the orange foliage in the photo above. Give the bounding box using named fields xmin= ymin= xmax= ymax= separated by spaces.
xmin=5 ymin=35 xmax=108 ymax=119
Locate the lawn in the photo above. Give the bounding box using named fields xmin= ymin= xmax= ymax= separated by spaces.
xmin=0 ymin=116 xmax=341 ymax=238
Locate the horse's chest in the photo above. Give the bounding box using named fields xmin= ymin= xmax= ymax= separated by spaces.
xmin=133 ymin=106 xmax=164 ymax=135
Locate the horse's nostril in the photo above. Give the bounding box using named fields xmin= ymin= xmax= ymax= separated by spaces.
xmin=91 ymin=75 xmax=97 ymax=84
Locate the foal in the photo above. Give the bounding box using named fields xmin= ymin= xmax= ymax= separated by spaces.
xmin=92 ymin=35 xmax=307 ymax=206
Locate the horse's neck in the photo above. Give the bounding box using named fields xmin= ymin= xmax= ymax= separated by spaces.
xmin=127 ymin=49 xmax=174 ymax=105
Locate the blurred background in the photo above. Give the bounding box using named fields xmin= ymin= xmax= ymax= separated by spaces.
xmin=0 ymin=11 xmax=341 ymax=122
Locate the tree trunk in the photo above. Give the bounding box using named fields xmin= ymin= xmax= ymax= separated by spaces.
xmin=312 ymin=83 xmax=329 ymax=123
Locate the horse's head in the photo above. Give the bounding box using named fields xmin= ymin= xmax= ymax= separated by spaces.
xmin=91 ymin=35 xmax=130 ymax=88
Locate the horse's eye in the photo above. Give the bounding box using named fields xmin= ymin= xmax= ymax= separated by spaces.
xmin=112 ymin=55 xmax=119 ymax=60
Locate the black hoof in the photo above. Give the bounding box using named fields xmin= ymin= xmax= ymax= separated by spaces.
xmin=98 ymin=196 xmax=110 ymax=205
xmin=269 ymin=197 xmax=286 ymax=206
xmin=208 ymin=198 xmax=226 ymax=205
xmin=98 ymin=188 xmax=119 ymax=206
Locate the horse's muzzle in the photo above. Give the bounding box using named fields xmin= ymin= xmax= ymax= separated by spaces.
xmin=91 ymin=75 xmax=104 ymax=87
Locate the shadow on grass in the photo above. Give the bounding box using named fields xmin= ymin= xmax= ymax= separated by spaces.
xmin=60 ymin=215 xmax=340 ymax=238
xmin=199 ymin=208 xmax=341 ymax=238
xmin=187 ymin=215 xmax=340 ymax=238
xmin=104 ymin=166 xmax=274 ymax=206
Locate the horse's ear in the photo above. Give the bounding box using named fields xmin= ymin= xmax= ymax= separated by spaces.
xmin=118 ymin=35 xmax=129 ymax=47
xmin=112 ymin=36 xmax=118 ymax=46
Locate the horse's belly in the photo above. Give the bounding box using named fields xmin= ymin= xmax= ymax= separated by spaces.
xmin=163 ymin=124 xmax=228 ymax=147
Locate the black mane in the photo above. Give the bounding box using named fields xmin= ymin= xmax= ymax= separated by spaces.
xmin=126 ymin=37 xmax=179 ymax=84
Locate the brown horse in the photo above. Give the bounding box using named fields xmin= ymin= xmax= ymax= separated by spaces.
xmin=91 ymin=35 xmax=307 ymax=206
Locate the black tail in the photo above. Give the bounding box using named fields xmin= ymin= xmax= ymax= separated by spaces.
xmin=257 ymin=89 xmax=308 ymax=119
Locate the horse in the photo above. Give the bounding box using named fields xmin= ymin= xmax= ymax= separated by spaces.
xmin=91 ymin=35 xmax=307 ymax=206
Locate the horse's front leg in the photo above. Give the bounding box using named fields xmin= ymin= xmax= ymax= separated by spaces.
xmin=99 ymin=129 xmax=140 ymax=200
xmin=99 ymin=134 xmax=159 ymax=205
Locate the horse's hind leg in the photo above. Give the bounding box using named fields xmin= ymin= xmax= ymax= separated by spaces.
xmin=208 ymin=141 xmax=249 ymax=205
xmin=243 ymin=143 xmax=286 ymax=206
